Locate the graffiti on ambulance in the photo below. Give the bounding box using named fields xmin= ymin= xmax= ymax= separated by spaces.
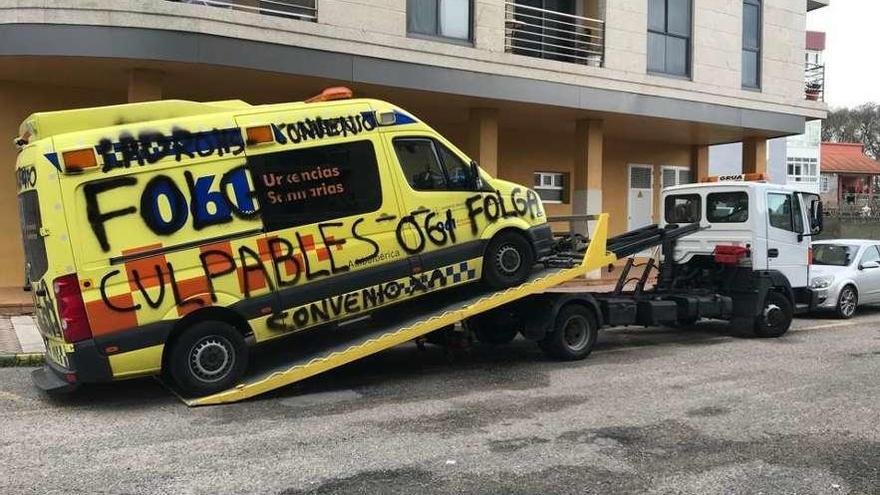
xmin=84 ymin=167 xmax=256 ymax=251
xmin=276 ymin=261 xmax=478 ymax=331
xmin=271 ymin=112 xmax=377 ymax=145
xmin=95 ymin=127 xmax=245 ymax=173
xmin=16 ymin=166 xmax=36 ymax=191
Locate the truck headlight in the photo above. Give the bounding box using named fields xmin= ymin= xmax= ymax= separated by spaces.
xmin=811 ymin=275 xmax=834 ymax=289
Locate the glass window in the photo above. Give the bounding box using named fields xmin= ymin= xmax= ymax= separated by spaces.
xmin=665 ymin=194 xmax=701 ymax=224
xmin=742 ymin=0 xmax=762 ymax=88
xmin=707 ymin=192 xmax=749 ymax=223
xmin=18 ymin=190 xmax=47 ymax=281
xmin=647 ymin=0 xmax=691 ymax=77
xmin=861 ymin=246 xmax=880 ymax=265
xmin=394 ymin=139 xmax=448 ymax=191
xmin=407 ymin=0 xmax=472 ymax=41
xmin=393 ymin=138 xmax=477 ymax=192
xmin=250 ymin=140 xmax=382 ymax=232
xmin=813 ymin=244 xmax=859 ymax=267
xmin=436 ymin=142 xmax=474 ymax=191
xmin=534 ymin=172 xmax=566 ymax=203
xmin=792 ymin=193 xmax=804 ymax=233
xmin=767 ymin=193 xmax=793 ymax=231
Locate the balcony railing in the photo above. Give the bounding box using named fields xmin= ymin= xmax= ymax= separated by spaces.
xmin=504 ymin=1 xmax=604 ymax=67
xmin=805 ymin=63 xmax=825 ymax=101
xmin=171 ymin=0 xmax=317 ymax=22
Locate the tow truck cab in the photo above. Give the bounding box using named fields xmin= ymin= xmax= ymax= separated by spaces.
xmin=659 ymin=174 xmax=823 ymax=321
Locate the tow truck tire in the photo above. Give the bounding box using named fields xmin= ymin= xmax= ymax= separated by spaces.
xmin=836 ymin=285 xmax=858 ymax=319
xmin=468 ymin=311 xmax=522 ymax=346
xmin=539 ymin=304 xmax=598 ymax=361
xmin=483 ymin=231 xmax=535 ymax=289
xmin=753 ymin=291 xmax=793 ymax=338
xmin=168 ymin=321 xmax=249 ymax=397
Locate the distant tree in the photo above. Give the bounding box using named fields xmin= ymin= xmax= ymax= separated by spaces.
xmin=822 ymin=103 xmax=880 ymax=159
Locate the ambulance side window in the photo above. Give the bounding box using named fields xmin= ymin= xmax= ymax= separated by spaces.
xmin=250 ymin=140 xmax=382 ymax=232
xmin=393 ymin=138 xmax=477 ymax=192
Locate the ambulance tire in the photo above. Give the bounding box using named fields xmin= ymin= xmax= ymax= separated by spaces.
xmin=483 ymin=231 xmax=535 ymax=289
xmin=538 ymin=304 xmax=598 ymax=361
xmin=168 ymin=321 xmax=249 ymax=397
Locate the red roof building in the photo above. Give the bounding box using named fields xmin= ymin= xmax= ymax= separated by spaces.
xmin=821 ymin=143 xmax=880 ymax=174
xmin=820 ymin=142 xmax=880 ymax=207
xmin=806 ymin=31 xmax=826 ymax=51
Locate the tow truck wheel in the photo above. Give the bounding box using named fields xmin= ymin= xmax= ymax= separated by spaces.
xmin=753 ymin=291 xmax=793 ymax=338
xmin=483 ymin=231 xmax=535 ymax=289
xmin=468 ymin=310 xmax=522 ymax=346
xmin=168 ymin=321 xmax=249 ymax=397
xmin=539 ymin=304 xmax=598 ymax=361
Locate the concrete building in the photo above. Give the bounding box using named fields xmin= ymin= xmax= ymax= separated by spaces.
xmin=0 ymin=0 xmax=827 ymax=290
xmin=709 ymin=29 xmax=825 ymax=188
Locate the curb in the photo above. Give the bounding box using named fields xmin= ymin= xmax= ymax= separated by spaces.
xmin=0 ymin=352 xmax=45 ymax=367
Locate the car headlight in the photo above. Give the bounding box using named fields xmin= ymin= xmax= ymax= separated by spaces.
xmin=811 ymin=275 xmax=834 ymax=289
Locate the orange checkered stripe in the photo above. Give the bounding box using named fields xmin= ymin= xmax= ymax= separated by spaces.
xmin=82 ymin=232 xmax=344 ymax=339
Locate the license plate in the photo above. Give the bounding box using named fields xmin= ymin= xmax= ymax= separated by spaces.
xmin=44 ymin=337 xmax=70 ymax=369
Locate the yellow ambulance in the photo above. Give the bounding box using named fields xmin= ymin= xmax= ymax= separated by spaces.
xmin=16 ymin=88 xmax=553 ymax=396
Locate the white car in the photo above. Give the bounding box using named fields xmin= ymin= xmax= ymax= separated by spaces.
xmin=810 ymin=240 xmax=880 ymax=318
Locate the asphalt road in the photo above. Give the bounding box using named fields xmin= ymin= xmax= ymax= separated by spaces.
xmin=1 ymin=312 xmax=879 ymax=495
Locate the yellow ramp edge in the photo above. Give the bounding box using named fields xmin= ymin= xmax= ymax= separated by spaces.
xmin=186 ymin=214 xmax=616 ymax=406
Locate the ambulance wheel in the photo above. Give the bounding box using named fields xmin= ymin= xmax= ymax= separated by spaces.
xmin=168 ymin=321 xmax=249 ymax=397
xmin=752 ymin=291 xmax=793 ymax=338
xmin=539 ymin=304 xmax=598 ymax=361
xmin=468 ymin=310 xmax=522 ymax=346
xmin=483 ymin=231 xmax=534 ymax=289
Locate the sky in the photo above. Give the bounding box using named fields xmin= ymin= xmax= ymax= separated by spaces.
xmin=806 ymin=0 xmax=879 ymax=109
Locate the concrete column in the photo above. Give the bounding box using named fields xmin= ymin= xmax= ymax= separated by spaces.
xmin=742 ymin=137 xmax=768 ymax=175
xmin=467 ymin=108 xmax=499 ymax=177
xmin=127 ymin=69 xmax=164 ymax=103
xmin=691 ymin=145 xmax=710 ymax=182
xmin=573 ymin=119 xmax=604 ymax=235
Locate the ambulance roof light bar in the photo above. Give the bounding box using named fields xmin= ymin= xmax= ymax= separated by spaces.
xmin=305 ymin=87 xmax=353 ymax=103
xmin=701 ymin=173 xmax=769 ymax=183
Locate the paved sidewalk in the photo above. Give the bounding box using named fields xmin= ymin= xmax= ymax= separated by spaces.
xmin=0 ymin=315 xmax=42 ymax=355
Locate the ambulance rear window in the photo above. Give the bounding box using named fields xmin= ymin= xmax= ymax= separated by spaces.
xmin=18 ymin=190 xmax=47 ymax=282
xmin=250 ymin=140 xmax=382 ymax=232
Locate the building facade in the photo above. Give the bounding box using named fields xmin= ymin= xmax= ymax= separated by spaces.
xmin=0 ymin=0 xmax=827 ymax=289
xmin=709 ymin=28 xmax=825 ymax=188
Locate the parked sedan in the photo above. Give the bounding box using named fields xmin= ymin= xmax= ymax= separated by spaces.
xmin=810 ymin=240 xmax=880 ymax=318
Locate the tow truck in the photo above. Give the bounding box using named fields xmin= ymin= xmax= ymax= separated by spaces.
xmin=179 ymin=173 xmax=822 ymax=406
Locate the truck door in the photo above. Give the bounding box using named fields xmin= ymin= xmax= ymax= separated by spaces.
xmin=765 ymin=191 xmax=809 ymax=287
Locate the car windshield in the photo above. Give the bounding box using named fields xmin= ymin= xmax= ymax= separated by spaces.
xmin=812 ymin=244 xmax=859 ymax=267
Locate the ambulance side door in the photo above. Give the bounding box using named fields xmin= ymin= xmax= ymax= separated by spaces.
xmin=381 ymin=133 xmax=486 ymax=274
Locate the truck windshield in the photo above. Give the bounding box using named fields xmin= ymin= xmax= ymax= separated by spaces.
xmin=812 ymin=244 xmax=858 ymax=266
xmin=18 ymin=190 xmax=48 ymax=283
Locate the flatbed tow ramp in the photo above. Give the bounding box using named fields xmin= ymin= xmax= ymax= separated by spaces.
xmin=178 ymin=214 xmax=616 ymax=406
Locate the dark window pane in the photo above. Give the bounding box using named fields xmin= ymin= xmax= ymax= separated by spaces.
xmin=743 ymin=3 xmax=760 ymax=49
xmin=393 ymin=139 xmax=448 ymax=191
xmin=536 ymin=188 xmax=564 ymax=202
xmin=665 ymin=194 xmax=701 ymax=223
xmin=407 ymin=0 xmax=438 ymax=35
xmin=667 ymin=0 xmax=691 ymax=37
xmin=436 ymin=143 xmax=475 ymax=190
xmin=251 ymin=141 xmax=382 ymax=232
xmin=768 ymin=193 xmax=793 ymax=231
xmin=648 ymin=32 xmax=667 ymax=72
xmin=648 ymin=0 xmax=666 ymax=31
xmin=665 ymin=35 xmax=688 ymax=76
xmin=792 ymin=193 xmax=804 ymax=233
xmin=707 ymin=192 xmax=749 ymax=223
xmin=742 ymin=50 xmax=759 ymax=87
